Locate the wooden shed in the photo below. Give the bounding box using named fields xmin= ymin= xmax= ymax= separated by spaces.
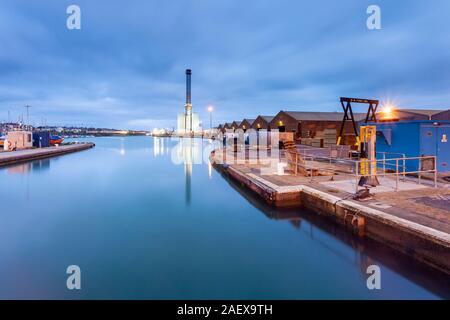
xmin=230 ymin=121 xmax=241 ymax=131
xmin=251 ymin=115 xmax=274 ymax=130
xmin=237 ymin=119 xmax=255 ymax=132
xmin=222 ymin=123 xmax=234 ymax=133
xmin=269 ymin=111 xmax=366 ymax=140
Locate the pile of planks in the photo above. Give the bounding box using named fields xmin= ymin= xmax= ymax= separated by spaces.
xmin=323 ymin=129 xmax=337 ymax=148
xmin=283 ymin=141 xmax=318 ymax=176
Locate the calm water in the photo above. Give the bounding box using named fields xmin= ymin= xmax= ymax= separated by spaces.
xmin=0 ymin=136 xmax=448 ymax=299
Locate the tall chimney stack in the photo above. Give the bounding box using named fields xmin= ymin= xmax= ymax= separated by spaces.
xmin=185 ymin=69 xmax=192 ymax=133
xmin=186 ymin=69 xmax=192 ymax=106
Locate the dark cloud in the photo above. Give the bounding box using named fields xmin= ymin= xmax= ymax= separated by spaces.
xmin=0 ymin=0 xmax=449 ymax=129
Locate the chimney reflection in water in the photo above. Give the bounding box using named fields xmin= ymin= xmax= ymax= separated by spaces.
xmin=153 ymin=137 xmax=207 ymax=206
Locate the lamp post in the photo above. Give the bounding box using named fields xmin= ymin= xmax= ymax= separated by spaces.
xmin=207 ymin=105 xmax=213 ymax=130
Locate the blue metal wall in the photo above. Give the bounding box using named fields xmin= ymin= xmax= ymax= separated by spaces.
xmin=32 ymin=131 xmax=50 ymax=148
xmin=420 ymin=124 xmax=450 ymax=172
xmin=372 ymin=120 xmax=450 ymax=172
xmin=437 ymin=126 xmax=450 ymax=171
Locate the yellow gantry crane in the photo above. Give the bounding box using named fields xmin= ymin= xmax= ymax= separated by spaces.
xmin=336 ymin=97 xmax=380 ymax=187
xmin=358 ymin=125 xmax=379 ymax=186
xmin=336 ymin=97 xmax=379 ymax=147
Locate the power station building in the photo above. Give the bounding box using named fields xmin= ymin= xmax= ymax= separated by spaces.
xmin=177 ymin=69 xmax=202 ymax=134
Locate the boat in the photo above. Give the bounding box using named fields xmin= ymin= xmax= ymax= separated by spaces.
xmin=50 ymin=135 xmax=64 ymax=145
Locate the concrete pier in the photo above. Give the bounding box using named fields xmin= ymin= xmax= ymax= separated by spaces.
xmin=210 ymin=150 xmax=450 ymax=275
xmin=0 ymin=143 xmax=95 ymax=167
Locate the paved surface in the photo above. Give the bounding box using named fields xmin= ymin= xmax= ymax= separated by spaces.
xmin=321 ymin=177 xmax=429 ymax=193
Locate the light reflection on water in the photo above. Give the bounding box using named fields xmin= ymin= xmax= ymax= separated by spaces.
xmin=0 ymin=136 xmax=448 ymax=299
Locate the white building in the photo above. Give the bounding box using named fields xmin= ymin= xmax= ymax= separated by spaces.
xmin=177 ymin=112 xmax=202 ymax=134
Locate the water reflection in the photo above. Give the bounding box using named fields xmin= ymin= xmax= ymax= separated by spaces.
xmin=153 ymin=137 xmax=163 ymax=157
xmin=216 ymin=164 xmax=450 ymax=299
xmin=1 ymin=137 xmax=447 ymax=299
xmin=155 ymin=137 xmax=208 ymax=206
xmin=6 ymin=159 xmax=50 ymax=175
xmin=208 ymin=161 xmax=212 ymax=179
xmin=6 ymin=162 xmax=32 ymax=175
xmin=32 ymin=159 xmax=50 ymax=172
xmin=185 ymin=163 xmax=192 ymax=206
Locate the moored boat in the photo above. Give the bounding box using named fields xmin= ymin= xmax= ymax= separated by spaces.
xmin=50 ymin=135 xmax=64 ymax=145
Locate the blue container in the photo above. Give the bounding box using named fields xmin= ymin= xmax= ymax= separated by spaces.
xmin=371 ymin=120 xmax=450 ymax=173
xmin=32 ymin=131 xmax=50 ymax=148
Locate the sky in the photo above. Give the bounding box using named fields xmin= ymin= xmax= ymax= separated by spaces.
xmin=0 ymin=0 xmax=449 ymax=130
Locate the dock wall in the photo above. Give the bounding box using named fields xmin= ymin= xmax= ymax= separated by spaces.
xmin=0 ymin=143 xmax=95 ymax=167
xmin=213 ymin=160 xmax=450 ymax=275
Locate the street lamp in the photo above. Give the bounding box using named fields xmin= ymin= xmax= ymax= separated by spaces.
xmin=381 ymin=104 xmax=395 ymax=120
xmin=207 ymin=105 xmax=213 ymax=130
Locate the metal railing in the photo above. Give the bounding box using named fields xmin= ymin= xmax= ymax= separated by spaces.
xmin=352 ymin=155 xmax=437 ymax=192
xmin=285 ymin=151 xmax=438 ymax=193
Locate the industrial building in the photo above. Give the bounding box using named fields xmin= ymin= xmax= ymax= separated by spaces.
xmin=433 ymin=109 xmax=450 ymax=120
xmin=251 ymin=115 xmax=274 ymax=130
xmin=177 ymin=69 xmax=202 ymax=134
xmin=375 ymin=120 xmax=450 ymax=172
xmin=237 ymin=119 xmax=255 ymax=132
xmin=377 ymin=108 xmax=449 ymax=121
xmin=177 ymin=113 xmax=201 ymax=133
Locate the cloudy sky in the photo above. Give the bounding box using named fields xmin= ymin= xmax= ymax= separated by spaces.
xmin=0 ymin=0 xmax=449 ymax=129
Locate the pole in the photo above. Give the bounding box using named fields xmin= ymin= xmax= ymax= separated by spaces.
xmin=209 ymin=111 xmax=212 ymax=130
xmin=402 ymin=154 xmax=406 ymax=181
xmin=434 ymin=156 xmax=437 ymax=188
xmin=24 ymin=105 xmax=31 ymax=130
xmin=396 ymin=159 xmax=399 ymax=191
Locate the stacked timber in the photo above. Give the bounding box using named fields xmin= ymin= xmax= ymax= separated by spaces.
xmin=284 ymin=141 xmax=319 ymax=177
xmin=301 ymin=129 xmax=311 ymax=138
xmin=301 ymin=138 xmax=312 ymax=146
xmin=323 ymin=129 xmax=337 ymax=148
xmin=311 ymin=138 xmax=323 ymax=148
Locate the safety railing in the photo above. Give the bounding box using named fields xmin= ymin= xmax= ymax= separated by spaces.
xmin=376 ymin=152 xmax=406 ymax=177
xmin=284 ymin=151 xmax=438 ymax=193
xmin=352 ymin=155 xmax=437 ymax=192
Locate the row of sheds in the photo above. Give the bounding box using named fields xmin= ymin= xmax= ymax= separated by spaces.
xmin=217 ymin=109 xmax=450 ymax=138
xmin=216 ymin=109 xmax=450 ymax=172
xmin=217 ymin=111 xmax=365 ymax=141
